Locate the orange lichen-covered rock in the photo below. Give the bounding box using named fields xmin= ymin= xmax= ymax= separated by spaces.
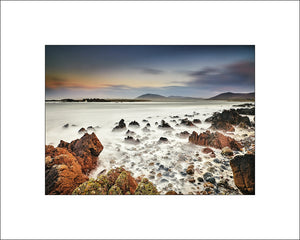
xmin=58 ymin=132 xmax=103 ymax=175
xmin=45 ymin=145 xmax=88 ymax=195
xmin=230 ymin=154 xmax=255 ymax=195
xmin=189 ymin=130 xmax=242 ymax=151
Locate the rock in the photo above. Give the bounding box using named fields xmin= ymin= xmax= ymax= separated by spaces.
xmin=221 ymin=146 xmax=234 ymax=156
xmin=210 ymin=121 xmax=235 ymax=132
xmin=205 ymin=109 xmax=251 ymax=127
xmin=142 ymin=127 xmax=150 ymax=132
xmin=180 ymin=118 xmax=196 ymax=127
xmin=202 ymin=147 xmax=214 ymax=154
xmin=230 ymin=154 xmax=255 ymax=194
xmin=189 ymin=130 xmax=242 ymax=151
xmin=203 ymin=172 xmax=213 ymax=181
xmin=124 ymin=136 xmax=140 ymax=144
xmin=112 ymin=119 xmax=126 ymax=131
xmin=63 ymin=123 xmax=69 ymax=128
xmin=146 ymin=123 xmax=151 ymax=127
xmin=204 ymin=182 xmax=214 ymax=188
xmin=78 ymin=127 xmax=87 ymax=134
xmin=165 ymin=190 xmax=178 ymax=195
xmin=193 ymin=119 xmax=201 ymax=124
xmin=125 ymin=130 xmax=136 ymax=136
xmin=57 ymin=132 xmax=103 ymax=175
xmin=170 ymin=115 xmax=179 ymax=118
xmin=206 ymin=177 xmax=216 ymax=185
xmin=236 ymin=107 xmax=255 ymax=115
xmin=158 ymin=120 xmax=172 ymax=128
xmin=197 ymin=177 xmax=204 ymax=182
xmin=233 ymin=103 xmax=254 ymax=108
xmin=176 ymin=131 xmax=190 ymax=138
xmin=185 ymin=114 xmax=194 ymax=117
xmin=160 ymin=178 xmax=168 ymax=183
xmin=45 ymin=145 xmax=88 ymax=195
xmin=142 ymin=119 xmax=148 ymax=122
xmin=158 ymin=137 xmax=168 ymax=142
xmin=238 ymin=122 xmax=249 ymax=129
xmin=213 ymin=158 xmax=221 ymax=164
xmin=188 ymin=177 xmax=195 ymax=183
xmin=186 ymin=165 xmax=195 ymax=175
xmin=157 ymin=173 xmax=162 ymax=178
xmin=129 ymin=121 xmax=140 ymax=127
xmin=155 ymin=122 xmax=158 ymax=125
xmin=135 ymin=178 xmax=159 ymax=195
xmin=87 ymin=126 xmax=95 ymax=131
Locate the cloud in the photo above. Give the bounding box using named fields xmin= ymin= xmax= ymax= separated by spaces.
xmin=140 ymin=67 xmax=164 ymax=75
xmin=186 ymin=61 xmax=255 ymax=90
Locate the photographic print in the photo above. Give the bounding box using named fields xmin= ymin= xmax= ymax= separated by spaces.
xmin=45 ymin=45 xmax=255 ymax=195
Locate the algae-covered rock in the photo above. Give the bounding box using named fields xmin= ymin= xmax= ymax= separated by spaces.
xmin=108 ymin=185 xmax=123 ymax=195
xmin=72 ymin=179 xmax=107 ymax=195
xmin=135 ymin=178 xmax=159 ymax=195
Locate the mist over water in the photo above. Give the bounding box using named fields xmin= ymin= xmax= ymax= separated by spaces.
xmin=46 ymin=101 xmax=247 ymax=194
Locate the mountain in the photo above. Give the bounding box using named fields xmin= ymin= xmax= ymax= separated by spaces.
xmin=209 ymin=92 xmax=255 ymax=100
xmin=136 ymin=94 xmax=166 ymax=99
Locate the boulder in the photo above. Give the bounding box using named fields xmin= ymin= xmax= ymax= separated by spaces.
xmin=180 ymin=118 xmax=196 ymax=127
xmin=58 ymin=132 xmax=103 ymax=175
xmin=236 ymin=107 xmax=255 ymax=115
xmin=210 ymin=121 xmax=235 ymax=132
xmin=112 ymin=119 xmax=126 ymax=131
xmin=205 ymin=109 xmax=251 ymax=127
xmin=135 ymin=178 xmax=159 ymax=195
xmin=129 ymin=121 xmax=140 ymax=127
xmin=221 ymin=146 xmax=234 ymax=156
xmin=158 ymin=137 xmax=168 ymax=142
xmin=63 ymin=123 xmax=69 ymax=128
xmin=202 ymin=147 xmax=214 ymax=154
xmin=158 ymin=120 xmax=172 ymax=128
xmin=45 ymin=145 xmax=88 ymax=195
xmin=186 ymin=165 xmax=195 ymax=175
xmin=124 ymin=136 xmax=140 ymax=144
xmin=193 ymin=119 xmax=202 ymax=124
xmin=176 ymin=131 xmax=190 ymax=138
xmin=78 ymin=127 xmax=87 ymax=134
xmin=230 ymin=154 xmax=255 ymax=195
xmin=189 ymin=130 xmax=242 ymax=151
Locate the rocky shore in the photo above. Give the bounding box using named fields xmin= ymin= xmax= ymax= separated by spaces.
xmin=46 ymin=104 xmax=255 ymax=195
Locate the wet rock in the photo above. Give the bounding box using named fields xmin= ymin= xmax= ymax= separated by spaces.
xmin=129 ymin=121 xmax=140 ymax=127
xmin=188 ymin=177 xmax=196 ymax=183
xmin=142 ymin=127 xmax=150 ymax=132
xmin=87 ymin=126 xmax=95 ymax=131
xmin=238 ymin=122 xmax=249 ymax=129
xmin=202 ymin=147 xmax=214 ymax=154
xmin=146 ymin=123 xmax=151 ymax=127
xmin=230 ymin=154 xmax=255 ymax=194
xmin=158 ymin=137 xmax=168 ymax=143
xmin=221 ymin=146 xmax=234 ymax=156
xmin=197 ymin=177 xmax=204 ymax=182
xmin=57 ymin=132 xmax=103 ymax=175
xmin=189 ymin=130 xmax=242 ymax=151
xmin=213 ymin=158 xmax=221 ymax=164
xmin=186 ymin=165 xmax=195 ymax=175
xmin=193 ymin=119 xmax=201 ymax=124
xmin=176 ymin=131 xmax=190 ymax=139
xmin=233 ymin=103 xmax=254 ymax=108
xmin=237 ymin=107 xmax=255 ymax=115
xmin=203 ymin=172 xmax=213 ymax=181
xmin=170 ymin=115 xmax=179 ymax=118
xmin=157 ymin=173 xmax=162 ymax=178
xmin=124 ymin=136 xmax=140 ymax=144
xmin=180 ymin=118 xmax=196 ymax=127
xmin=78 ymin=127 xmax=87 ymax=134
xmin=126 ymin=130 xmax=136 ymax=136
xmin=45 ymin=146 xmax=88 ymax=195
xmin=180 ymin=171 xmax=187 ymax=176
xmin=142 ymin=119 xmax=148 ymax=122
xmin=158 ymin=120 xmax=172 ymax=129
xmin=63 ymin=123 xmax=69 ymax=128
xmin=185 ymin=114 xmax=194 ymax=117
xmin=160 ymin=178 xmax=168 ymax=183
xmin=205 ymin=109 xmax=251 ymax=127
xmin=206 ymin=177 xmax=216 ymax=185
xmin=112 ymin=119 xmax=126 ymax=131
xmin=155 ymin=122 xmax=158 ymax=125
xmin=210 ymin=121 xmax=235 ymax=132
xmin=165 ymin=190 xmax=178 ymax=195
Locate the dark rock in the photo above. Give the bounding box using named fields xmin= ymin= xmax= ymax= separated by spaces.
xmin=233 ymin=103 xmax=254 ymax=108
xmin=129 ymin=121 xmax=140 ymax=127
xmin=189 ymin=130 xmax=243 ymax=151
xmin=158 ymin=120 xmax=172 ymax=128
xmin=158 ymin=137 xmax=168 ymax=142
xmin=176 ymin=131 xmax=190 ymax=138
xmin=230 ymin=154 xmax=255 ymax=194
xmin=197 ymin=177 xmax=204 ymax=182
xmin=180 ymin=118 xmax=196 ymax=127
xmin=160 ymin=178 xmax=168 ymax=183
xmin=124 ymin=136 xmax=140 ymax=144
xmin=146 ymin=123 xmax=151 ymax=127
xmin=87 ymin=126 xmax=95 ymax=131
xmin=112 ymin=119 xmax=126 ymax=131
xmin=63 ymin=123 xmax=69 ymax=128
xmin=193 ymin=119 xmax=201 ymax=124
xmin=142 ymin=119 xmax=148 ymax=122
xmin=236 ymin=107 xmax=255 ymax=115
xmin=203 ymin=172 xmax=213 ymax=181
xmin=213 ymin=158 xmax=221 ymax=164
xmin=155 ymin=122 xmax=158 ymax=125
xmin=126 ymin=130 xmax=136 ymax=136
xmin=180 ymin=171 xmax=187 ymax=176
xmin=188 ymin=177 xmax=195 ymax=183
xmin=210 ymin=121 xmax=235 ymax=132
xmin=170 ymin=115 xmax=179 ymax=118
xmin=205 ymin=109 xmax=251 ymax=127
xmin=78 ymin=127 xmax=87 ymax=134
xmin=206 ymin=177 xmax=216 ymax=185
xmin=185 ymin=114 xmax=194 ymax=117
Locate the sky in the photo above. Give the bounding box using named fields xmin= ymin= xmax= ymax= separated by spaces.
xmin=45 ymin=45 xmax=255 ymax=99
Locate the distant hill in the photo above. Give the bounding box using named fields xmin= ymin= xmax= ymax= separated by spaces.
xmin=209 ymin=92 xmax=255 ymax=100
xmin=136 ymin=94 xmax=166 ymax=99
